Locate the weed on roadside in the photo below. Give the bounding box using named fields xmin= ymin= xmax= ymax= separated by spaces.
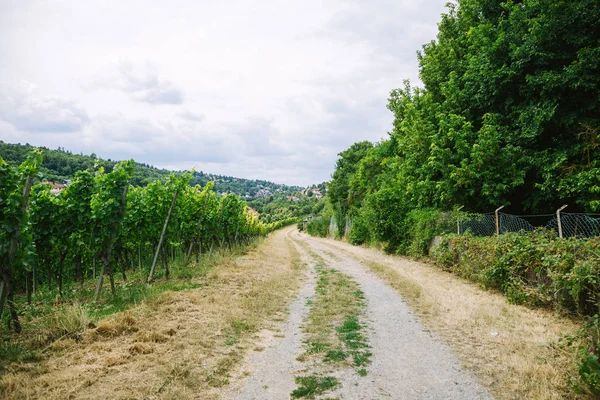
xmin=291 ymin=375 xmax=340 ymax=398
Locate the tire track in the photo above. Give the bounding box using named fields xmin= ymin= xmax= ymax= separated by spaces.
xmin=231 ymin=230 xmax=317 ymax=400
xmin=291 ymin=230 xmax=493 ymax=400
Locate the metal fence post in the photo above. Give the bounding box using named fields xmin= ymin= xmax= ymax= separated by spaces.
xmin=556 ymin=204 xmax=568 ymax=238
xmin=457 ymin=205 xmax=464 ymax=235
xmin=495 ymin=206 xmax=505 ymax=237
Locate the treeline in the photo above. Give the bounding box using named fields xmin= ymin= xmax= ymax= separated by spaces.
xmin=307 ymin=0 xmax=600 ymax=393
xmin=0 ymin=150 xmax=295 ymax=332
xmin=322 ymin=0 xmax=599 ymax=250
xmin=0 ymin=142 xmax=302 ymax=195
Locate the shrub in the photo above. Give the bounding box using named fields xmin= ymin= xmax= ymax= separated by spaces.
xmin=306 ymin=218 xmax=330 ymax=237
xmin=433 ymin=231 xmax=600 ymax=313
xmin=348 ymin=208 xmax=372 ymax=245
xmin=36 ymin=302 xmax=93 ymax=342
xmin=397 ymin=209 xmax=455 ymax=257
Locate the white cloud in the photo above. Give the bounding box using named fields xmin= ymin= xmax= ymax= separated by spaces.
xmin=0 ymin=81 xmax=89 ymax=133
xmin=0 ymin=0 xmax=448 ymax=185
xmin=99 ymin=62 xmax=185 ymax=105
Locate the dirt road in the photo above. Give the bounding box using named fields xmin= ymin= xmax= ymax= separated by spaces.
xmin=232 ymin=230 xmax=492 ymax=399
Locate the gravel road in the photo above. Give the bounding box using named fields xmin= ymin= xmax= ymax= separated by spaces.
xmin=231 ymin=230 xmax=493 ymax=399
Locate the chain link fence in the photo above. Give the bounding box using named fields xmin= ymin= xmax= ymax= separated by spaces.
xmin=546 ymin=213 xmax=600 ymax=238
xmin=328 ymin=217 xmax=338 ymax=238
xmin=459 ymin=210 xmax=600 ymax=238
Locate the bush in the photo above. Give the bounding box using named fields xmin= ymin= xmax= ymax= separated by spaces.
xmin=562 ymin=314 xmax=600 ymax=396
xmin=348 ymin=208 xmax=373 ymax=245
xmin=397 ymin=209 xmax=455 ymax=257
xmin=307 ymin=218 xmax=330 ymax=237
xmin=432 ymin=231 xmax=600 ymax=315
xmin=432 ymin=231 xmax=600 ymax=395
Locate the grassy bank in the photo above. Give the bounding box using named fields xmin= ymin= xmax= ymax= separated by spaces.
xmin=0 ymin=230 xmax=306 ymax=399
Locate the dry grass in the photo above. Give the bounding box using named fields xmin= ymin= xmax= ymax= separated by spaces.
xmin=0 ymin=227 xmax=304 ymax=400
xmin=93 ymin=313 xmax=138 ymax=337
xmin=316 ymin=236 xmax=585 ymax=400
xmin=35 ymin=302 xmax=93 ymax=343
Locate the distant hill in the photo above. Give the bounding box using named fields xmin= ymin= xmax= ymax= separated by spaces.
xmin=0 ymin=141 xmax=302 ymax=196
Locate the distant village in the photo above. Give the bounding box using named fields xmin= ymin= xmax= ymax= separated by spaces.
xmin=287 ymin=186 xmax=324 ymax=202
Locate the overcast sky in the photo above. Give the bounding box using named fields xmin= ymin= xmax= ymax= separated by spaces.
xmin=0 ymin=0 xmax=448 ymax=186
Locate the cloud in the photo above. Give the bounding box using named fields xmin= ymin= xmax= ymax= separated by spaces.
xmin=0 ymin=81 xmax=90 ymax=133
xmin=90 ymin=115 xmax=165 ymax=143
xmin=0 ymin=0 xmax=449 ymax=185
xmin=178 ymin=110 xmax=204 ymax=122
xmin=109 ymin=62 xmax=184 ymax=105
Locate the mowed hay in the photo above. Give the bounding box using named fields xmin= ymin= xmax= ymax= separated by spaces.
xmin=311 ymin=234 xmax=584 ymax=400
xmin=94 ymin=313 xmax=138 ymax=338
xmin=1 ymin=227 xmax=304 ymax=400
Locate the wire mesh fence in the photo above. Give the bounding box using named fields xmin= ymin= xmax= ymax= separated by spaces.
xmin=546 ymin=213 xmax=600 ymax=238
xmin=344 ymin=218 xmax=352 ymax=237
xmin=328 ymin=217 xmax=338 ymax=238
xmin=311 ymin=208 xmax=599 ymax=240
xmin=459 ymin=210 xmax=600 ymax=238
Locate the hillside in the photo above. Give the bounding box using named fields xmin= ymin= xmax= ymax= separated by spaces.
xmin=0 ymin=141 xmax=302 ymax=197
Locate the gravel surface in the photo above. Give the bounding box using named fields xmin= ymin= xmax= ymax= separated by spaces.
xmin=231 ymin=230 xmax=493 ymax=399
xmin=232 ymin=236 xmax=317 ymax=400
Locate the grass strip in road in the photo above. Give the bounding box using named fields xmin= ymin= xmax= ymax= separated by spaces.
xmin=292 ymin=252 xmax=371 ymax=398
xmin=291 ymin=375 xmax=341 ymax=399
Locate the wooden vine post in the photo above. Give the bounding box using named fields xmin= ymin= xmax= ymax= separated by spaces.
xmin=148 ymin=189 xmax=178 ymax=282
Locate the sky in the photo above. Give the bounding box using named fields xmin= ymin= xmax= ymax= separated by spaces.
xmin=0 ymin=0 xmax=448 ymax=186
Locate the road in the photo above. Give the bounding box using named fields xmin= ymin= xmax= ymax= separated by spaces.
xmin=232 ymin=229 xmax=492 ymax=400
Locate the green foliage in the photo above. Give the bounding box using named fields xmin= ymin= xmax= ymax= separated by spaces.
xmin=315 ymin=0 xmax=600 ymax=253
xmin=347 ymin=208 xmax=372 ymax=245
xmin=306 ymin=218 xmax=329 ymax=238
xmin=291 ymin=375 xmax=340 ymax=398
xmin=562 ymin=315 xmax=600 ymax=395
xmin=328 ymin=141 xmax=373 ymax=223
xmin=2 ymin=147 xmax=296 ymax=334
xmin=398 ymin=209 xmax=455 ymax=257
xmin=247 ymin=195 xmax=319 ymax=223
xmin=432 ymin=232 xmax=600 ymax=314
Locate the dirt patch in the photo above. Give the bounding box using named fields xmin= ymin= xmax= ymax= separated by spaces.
xmin=0 ymin=227 xmax=304 ymax=400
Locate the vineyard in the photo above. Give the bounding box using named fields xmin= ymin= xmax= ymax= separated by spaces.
xmin=0 ymin=149 xmax=295 ymax=333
